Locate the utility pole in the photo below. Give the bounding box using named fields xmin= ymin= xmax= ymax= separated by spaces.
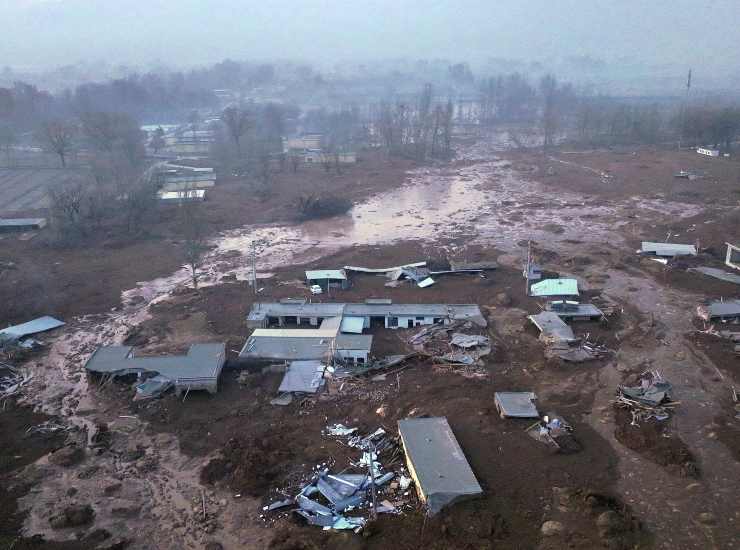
xmin=678 ymin=68 xmax=692 ymax=150
xmin=250 ymin=241 xmax=257 ymax=294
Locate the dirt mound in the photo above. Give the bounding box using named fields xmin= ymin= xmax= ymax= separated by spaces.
xmin=539 ymin=487 xmax=649 ymax=550
xmin=613 ymin=407 xmax=698 ymax=477
xmin=200 ymin=437 xmax=294 ymax=496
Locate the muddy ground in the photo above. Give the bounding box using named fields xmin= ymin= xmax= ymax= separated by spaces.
xmin=2 ymin=132 xmax=739 ymax=549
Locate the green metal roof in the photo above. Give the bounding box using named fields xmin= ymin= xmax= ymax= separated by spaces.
xmin=529 ymin=278 xmax=579 ymax=297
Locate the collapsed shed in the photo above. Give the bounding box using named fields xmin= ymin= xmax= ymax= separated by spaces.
xmin=84 ymin=343 xmax=226 ymax=396
xmin=398 ymin=417 xmax=482 ymax=515
xmin=545 ymin=301 xmax=604 ymax=321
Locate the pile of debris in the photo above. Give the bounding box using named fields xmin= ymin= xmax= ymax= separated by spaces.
xmin=262 ymin=424 xmax=413 ymax=533
xmin=528 ymin=312 xmax=612 ymax=362
xmin=525 ymin=413 xmax=580 ymax=453
xmin=0 ymin=362 xmax=32 ymax=403
xmin=407 ymin=322 xmax=492 ymax=365
xmin=615 ymin=371 xmax=678 ymax=424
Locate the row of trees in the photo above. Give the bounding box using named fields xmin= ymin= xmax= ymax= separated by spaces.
xmin=374 ymin=84 xmax=455 ymax=160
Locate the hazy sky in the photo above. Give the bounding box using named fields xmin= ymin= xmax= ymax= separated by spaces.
xmin=1 ymin=0 xmax=739 ymax=71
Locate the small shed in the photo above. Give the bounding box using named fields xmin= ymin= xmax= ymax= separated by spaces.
xmin=0 ymin=218 xmax=47 ymax=233
xmin=529 ymin=278 xmax=579 ymax=298
xmin=640 ymin=242 xmax=697 ymax=257
xmin=494 ymin=392 xmax=539 ymax=418
xmin=305 ymin=269 xmax=349 ymax=291
xmin=398 ymin=417 xmax=482 ymax=515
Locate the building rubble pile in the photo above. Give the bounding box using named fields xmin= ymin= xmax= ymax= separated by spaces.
xmin=261 ymin=424 xmax=414 ymax=533
xmin=615 ymin=371 xmax=678 ymax=424
xmin=546 ymin=338 xmax=612 ymax=362
xmin=0 ymin=362 xmax=33 ymax=402
xmin=407 ymin=321 xmax=492 ymax=365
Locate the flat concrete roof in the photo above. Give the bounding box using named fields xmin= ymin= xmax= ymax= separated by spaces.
xmin=398 ymin=417 xmax=482 ymax=515
xmin=305 ymin=269 xmax=347 ymax=280
xmin=85 ymin=343 xmax=226 ymax=381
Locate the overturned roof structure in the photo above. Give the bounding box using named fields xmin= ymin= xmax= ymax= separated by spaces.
xmin=84 ymin=343 xmax=226 ymax=395
xmin=529 ymin=278 xmax=579 ymax=298
xmin=640 ymin=242 xmax=697 ymax=257
xmin=398 ymin=417 xmax=482 ymax=515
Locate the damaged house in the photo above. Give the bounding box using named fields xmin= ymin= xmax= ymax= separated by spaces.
xmin=726 ymin=243 xmax=740 ymax=271
xmin=84 ymin=343 xmax=226 ymax=396
xmin=246 ymin=300 xmax=486 ymax=330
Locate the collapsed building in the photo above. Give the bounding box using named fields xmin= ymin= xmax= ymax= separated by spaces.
xmin=84 ymin=343 xmax=226 ymax=396
xmin=245 ymin=300 xmax=487 ymax=330
xmin=240 ymin=300 xmax=486 ymax=365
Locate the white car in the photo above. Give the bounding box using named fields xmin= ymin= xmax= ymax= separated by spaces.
xmin=309 ymin=284 xmax=323 ymax=295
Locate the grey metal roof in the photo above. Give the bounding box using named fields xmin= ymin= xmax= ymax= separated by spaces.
xmin=398 ymin=417 xmax=482 ymax=515
xmin=85 ymin=343 xmax=226 ymax=381
xmin=698 ymin=299 xmax=740 ymax=320
xmin=0 ymin=316 xmax=65 ymax=340
xmin=688 ymin=267 xmax=740 ymax=285
xmin=640 ymin=242 xmax=697 ymax=257
xmin=246 ymin=302 xmax=487 ymax=327
xmin=278 ymin=360 xmax=326 ymax=393
xmin=494 ymin=392 xmax=539 ymax=418
xmin=545 ymin=302 xmax=604 ymax=318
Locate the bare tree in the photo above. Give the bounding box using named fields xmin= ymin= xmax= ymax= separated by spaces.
xmin=179 ymin=202 xmax=208 ymax=289
xmin=221 ymin=106 xmax=251 ymax=154
xmin=188 ymin=110 xmax=200 ymax=143
xmin=540 ymin=74 xmax=559 ymax=152
xmin=40 ymin=120 xmax=75 ymax=167
xmin=47 ymin=180 xmax=85 ymax=241
xmin=0 ymin=125 xmax=16 ymax=167
xmin=149 ymin=126 xmax=166 ymax=154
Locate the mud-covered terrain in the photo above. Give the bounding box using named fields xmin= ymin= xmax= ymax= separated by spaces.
xmin=2 ymin=133 xmax=739 ymax=549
